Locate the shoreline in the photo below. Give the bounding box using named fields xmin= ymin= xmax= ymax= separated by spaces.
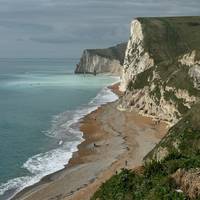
xmin=10 ymin=82 xmax=121 ymax=200
xmin=12 ymin=83 xmax=168 ymax=200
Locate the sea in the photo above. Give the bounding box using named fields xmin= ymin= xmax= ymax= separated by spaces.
xmin=0 ymin=58 xmax=119 ymax=200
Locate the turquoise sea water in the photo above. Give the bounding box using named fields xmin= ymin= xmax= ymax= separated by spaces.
xmin=0 ymin=58 xmax=118 ymax=200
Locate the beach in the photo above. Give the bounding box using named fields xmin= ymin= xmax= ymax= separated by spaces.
xmin=12 ymin=83 xmax=168 ymax=200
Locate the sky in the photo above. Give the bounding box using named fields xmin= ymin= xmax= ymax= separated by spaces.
xmin=0 ymin=0 xmax=200 ymax=58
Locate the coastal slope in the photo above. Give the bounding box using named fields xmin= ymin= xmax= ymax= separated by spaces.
xmin=75 ymin=43 xmax=127 ymax=75
xmin=92 ymin=17 xmax=200 ymax=199
xmin=119 ymin=16 xmax=200 ymax=124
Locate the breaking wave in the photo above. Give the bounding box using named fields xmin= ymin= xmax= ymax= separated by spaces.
xmin=0 ymin=82 xmax=119 ymax=200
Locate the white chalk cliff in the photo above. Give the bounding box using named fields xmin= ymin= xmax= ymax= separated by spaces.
xmin=75 ymin=43 xmax=127 ymax=75
xmin=120 ymin=20 xmax=154 ymax=91
xmin=75 ymin=50 xmax=122 ymax=75
xmin=119 ymin=18 xmax=200 ymax=125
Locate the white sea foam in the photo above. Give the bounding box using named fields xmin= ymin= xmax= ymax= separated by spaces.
xmin=0 ymin=141 xmax=79 ymax=199
xmin=0 ymin=81 xmax=119 ymax=200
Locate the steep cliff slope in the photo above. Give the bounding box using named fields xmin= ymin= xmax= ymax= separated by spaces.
xmin=92 ymin=17 xmax=200 ymax=200
xmin=75 ymin=43 xmax=127 ymax=75
xmin=119 ymin=17 xmax=200 ymax=124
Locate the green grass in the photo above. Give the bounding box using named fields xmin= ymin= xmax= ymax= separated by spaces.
xmin=146 ymin=103 xmax=200 ymax=162
xmin=91 ymin=162 xmax=187 ymax=200
xmin=91 ymin=152 xmax=200 ymax=200
xmin=128 ymin=16 xmax=200 ymax=98
xmin=128 ymin=67 xmax=153 ymax=90
xmin=138 ymin=17 xmax=200 ymax=65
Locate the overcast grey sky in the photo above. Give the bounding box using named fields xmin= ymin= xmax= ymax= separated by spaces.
xmin=0 ymin=0 xmax=200 ymax=58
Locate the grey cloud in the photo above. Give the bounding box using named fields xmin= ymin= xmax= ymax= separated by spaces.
xmin=0 ymin=0 xmax=199 ymax=58
xmin=0 ymin=21 xmax=54 ymax=33
xmin=30 ymin=37 xmax=71 ymax=44
xmin=30 ymin=23 xmax=129 ymax=45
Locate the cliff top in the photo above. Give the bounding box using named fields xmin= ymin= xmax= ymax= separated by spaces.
xmin=128 ymin=16 xmax=200 ymax=100
xmin=84 ymin=42 xmax=127 ymax=65
xmin=137 ymin=16 xmax=200 ymax=64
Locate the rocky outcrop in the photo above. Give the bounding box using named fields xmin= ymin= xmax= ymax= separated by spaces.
xmin=75 ymin=43 xmax=127 ymax=75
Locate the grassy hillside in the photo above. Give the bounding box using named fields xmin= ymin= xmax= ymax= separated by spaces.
xmin=146 ymin=103 xmax=200 ymax=162
xmin=92 ymin=168 xmax=186 ymax=200
xmin=139 ymin=16 xmax=200 ymax=64
xmin=86 ymin=42 xmax=127 ymax=65
xmin=127 ymin=17 xmax=200 ymax=117
xmin=128 ymin=17 xmax=200 ymax=92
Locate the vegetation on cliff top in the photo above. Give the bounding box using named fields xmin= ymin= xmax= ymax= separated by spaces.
xmin=128 ymin=16 xmax=200 ymax=94
xmin=138 ymin=16 xmax=200 ymax=64
xmin=85 ymin=42 xmax=127 ymax=65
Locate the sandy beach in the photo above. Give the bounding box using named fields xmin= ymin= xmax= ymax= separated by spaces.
xmin=12 ymin=84 xmax=168 ymax=200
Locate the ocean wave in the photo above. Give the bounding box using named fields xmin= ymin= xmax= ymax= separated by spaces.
xmin=0 ymin=82 xmax=119 ymax=200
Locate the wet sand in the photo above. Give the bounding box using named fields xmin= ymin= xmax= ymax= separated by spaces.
xmin=12 ymin=84 xmax=168 ymax=200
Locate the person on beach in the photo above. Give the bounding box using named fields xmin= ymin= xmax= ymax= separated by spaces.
xmin=94 ymin=69 xmax=97 ymax=76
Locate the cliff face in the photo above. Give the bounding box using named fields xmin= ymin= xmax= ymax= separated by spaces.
xmin=119 ymin=20 xmax=154 ymax=91
xmin=92 ymin=17 xmax=200 ymax=200
xmin=75 ymin=43 xmax=127 ymax=75
xmin=119 ymin=17 xmax=200 ymax=124
xmin=119 ymin=17 xmax=200 ymax=195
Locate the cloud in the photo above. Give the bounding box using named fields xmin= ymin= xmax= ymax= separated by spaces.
xmin=29 ymin=23 xmax=129 ymax=46
xmin=0 ymin=0 xmax=199 ymax=58
xmin=30 ymin=37 xmax=70 ymax=44
xmin=0 ymin=21 xmax=54 ymax=33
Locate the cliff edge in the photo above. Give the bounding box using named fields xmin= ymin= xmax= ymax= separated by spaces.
xmin=119 ymin=17 xmax=200 ymax=124
xmin=92 ymin=16 xmax=200 ymax=200
xmin=75 ymin=43 xmax=127 ymax=75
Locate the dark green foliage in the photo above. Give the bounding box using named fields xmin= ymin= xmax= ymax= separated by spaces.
xmin=146 ymin=103 xmax=200 ymax=165
xmin=129 ymin=68 xmax=153 ymax=90
xmin=163 ymin=64 xmax=200 ymax=97
xmin=91 ymin=150 xmax=200 ymax=200
xmin=91 ymin=161 xmax=187 ymax=200
xmin=150 ymin=84 xmax=162 ymax=104
xmin=127 ymin=80 xmax=135 ymax=91
xmin=92 ymin=169 xmax=142 ymax=200
xmin=144 ymin=160 xmax=167 ymax=177
xmin=153 ymin=103 xmax=200 ymax=158
xmin=163 ymin=90 xmax=189 ymax=114
xmin=155 ymin=61 xmax=200 ymax=97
